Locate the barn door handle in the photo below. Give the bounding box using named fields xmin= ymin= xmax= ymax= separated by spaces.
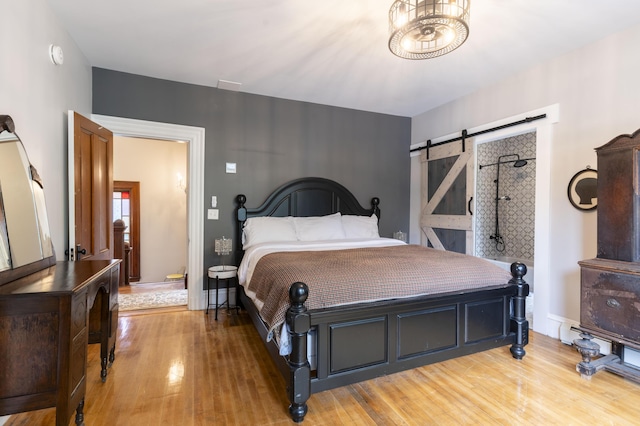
xmin=468 ymin=197 xmax=473 ymax=215
xmin=606 ymin=298 xmax=621 ymax=309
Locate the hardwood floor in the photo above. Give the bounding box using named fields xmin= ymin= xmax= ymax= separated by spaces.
xmin=6 ymin=309 xmax=640 ymax=425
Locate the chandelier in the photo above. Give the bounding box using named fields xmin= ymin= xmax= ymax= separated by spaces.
xmin=389 ymin=0 xmax=470 ymax=60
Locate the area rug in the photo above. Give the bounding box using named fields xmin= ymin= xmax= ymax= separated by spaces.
xmin=118 ymin=289 xmax=188 ymax=311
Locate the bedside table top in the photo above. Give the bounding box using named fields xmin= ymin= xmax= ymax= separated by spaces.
xmin=208 ymin=265 xmax=237 ymax=279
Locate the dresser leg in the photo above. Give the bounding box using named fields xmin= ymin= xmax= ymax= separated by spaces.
xmin=75 ymin=398 xmax=85 ymax=426
xmin=109 ymin=344 xmax=116 ymax=365
xmin=574 ymin=331 xmax=611 ymax=378
xmin=101 ymin=357 xmax=108 ymax=382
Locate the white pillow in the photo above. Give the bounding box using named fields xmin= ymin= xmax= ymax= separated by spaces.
xmin=242 ymin=216 xmax=297 ymax=248
xmin=293 ymin=212 xmax=346 ymax=241
xmin=341 ymin=214 xmax=380 ymax=239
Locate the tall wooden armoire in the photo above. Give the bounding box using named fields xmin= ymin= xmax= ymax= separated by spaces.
xmin=574 ymin=128 xmax=640 ymax=381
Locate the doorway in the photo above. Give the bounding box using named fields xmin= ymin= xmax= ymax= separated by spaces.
xmin=113 ymin=136 xmax=187 ymax=284
xmin=471 ymin=105 xmax=556 ymax=336
xmin=475 ymin=131 xmax=537 ymax=326
xmin=113 ymin=180 xmax=140 ymax=282
xmin=92 ymin=114 xmax=205 ymax=311
xmin=411 ymin=104 xmax=558 ymax=337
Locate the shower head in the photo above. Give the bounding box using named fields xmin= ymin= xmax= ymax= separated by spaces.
xmin=480 ymin=154 xmax=531 ymax=169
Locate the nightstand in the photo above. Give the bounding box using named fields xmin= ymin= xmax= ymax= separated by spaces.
xmin=207 ymin=265 xmax=238 ymax=320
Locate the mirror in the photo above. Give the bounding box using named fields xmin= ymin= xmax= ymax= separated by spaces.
xmin=0 ymin=115 xmax=55 ymax=285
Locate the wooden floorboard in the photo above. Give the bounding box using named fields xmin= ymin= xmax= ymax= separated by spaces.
xmin=6 ymin=309 xmax=640 ymax=425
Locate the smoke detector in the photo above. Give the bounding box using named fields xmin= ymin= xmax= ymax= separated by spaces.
xmin=49 ymin=44 xmax=64 ymax=65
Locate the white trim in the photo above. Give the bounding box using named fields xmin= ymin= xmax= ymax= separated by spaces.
xmin=92 ymin=114 xmax=205 ymax=310
xmin=67 ymin=111 xmax=75 ymax=256
xmin=547 ymin=313 xmax=575 ymax=341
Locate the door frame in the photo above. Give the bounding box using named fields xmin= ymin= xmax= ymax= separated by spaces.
xmin=92 ymin=114 xmax=205 ymax=311
xmin=471 ymin=106 xmax=556 ymax=337
xmin=410 ymin=103 xmax=559 ymax=337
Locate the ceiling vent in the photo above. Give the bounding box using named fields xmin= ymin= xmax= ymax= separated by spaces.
xmin=217 ymin=80 xmax=242 ymax=92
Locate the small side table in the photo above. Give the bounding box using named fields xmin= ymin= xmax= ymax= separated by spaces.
xmin=207 ymin=265 xmax=239 ymax=320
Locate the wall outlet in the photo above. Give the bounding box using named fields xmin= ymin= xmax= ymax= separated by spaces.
xmin=207 ymin=209 xmax=219 ymax=220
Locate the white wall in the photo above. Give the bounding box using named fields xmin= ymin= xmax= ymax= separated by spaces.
xmin=0 ymin=0 xmax=92 ymax=259
xmin=113 ymin=137 xmax=188 ymax=283
xmin=0 ymin=3 xmax=91 ymax=423
xmin=410 ymin=22 xmax=640 ymax=330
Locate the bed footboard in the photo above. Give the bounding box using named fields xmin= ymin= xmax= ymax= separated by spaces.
xmin=285 ymin=262 xmax=529 ymax=423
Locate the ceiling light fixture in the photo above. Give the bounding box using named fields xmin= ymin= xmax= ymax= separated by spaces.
xmin=388 ymin=0 xmax=470 ymax=60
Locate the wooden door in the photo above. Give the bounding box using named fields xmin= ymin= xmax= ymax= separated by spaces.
xmin=420 ymin=141 xmax=475 ymax=254
xmin=68 ymin=112 xmax=114 ymax=261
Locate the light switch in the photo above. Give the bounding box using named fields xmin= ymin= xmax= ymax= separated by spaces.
xmin=211 ymin=196 xmax=217 ymax=208
xmin=207 ymin=209 xmax=219 ymax=220
xmin=226 ymin=162 xmax=237 ymax=174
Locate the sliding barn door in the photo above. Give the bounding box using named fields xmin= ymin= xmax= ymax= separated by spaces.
xmin=420 ymin=141 xmax=475 ymax=254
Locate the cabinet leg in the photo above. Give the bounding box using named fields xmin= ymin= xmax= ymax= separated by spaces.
xmin=574 ymin=331 xmax=605 ymax=378
xmin=109 ymin=344 xmax=116 ymax=365
xmin=75 ymin=398 xmax=85 ymax=426
xmin=101 ymin=357 xmax=108 ymax=382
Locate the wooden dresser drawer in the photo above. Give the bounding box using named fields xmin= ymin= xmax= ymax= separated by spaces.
xmin=580 ymin=262 xmax=640 ymax=342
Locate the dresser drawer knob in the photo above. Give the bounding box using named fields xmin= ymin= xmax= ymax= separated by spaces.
xmin=606 ymin=298 xmax=621 ymax=308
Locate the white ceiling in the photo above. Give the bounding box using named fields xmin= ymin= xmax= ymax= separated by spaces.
xmin=48 ymin=0 xmax=640 ymax=117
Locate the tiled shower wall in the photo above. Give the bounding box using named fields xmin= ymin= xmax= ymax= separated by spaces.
xmin=475 ymin=131 xmax=536 ymax=260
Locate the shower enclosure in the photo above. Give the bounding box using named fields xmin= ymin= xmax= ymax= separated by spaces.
xmin=479 ymin=153 xmax=532 ymax=252
xmin=475 ymin=132 xmax=537 ymax=266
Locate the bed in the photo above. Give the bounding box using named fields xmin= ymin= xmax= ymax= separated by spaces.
xmin=234 ymin=177 xmax=529 ymax=423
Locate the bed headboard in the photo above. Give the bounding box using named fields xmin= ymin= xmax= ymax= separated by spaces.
xmin=234 ymin=177 xmax=380 ymax=263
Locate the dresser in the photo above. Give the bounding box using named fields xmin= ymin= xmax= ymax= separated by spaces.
xmin=0 ymin=260 xmax=120 ymax=425
xmin=575 ymin=128 xmax=640 ymax=381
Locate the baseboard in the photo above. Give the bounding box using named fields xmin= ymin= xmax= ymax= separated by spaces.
xmin=545 ymin=313 xmax=570 ymax=341
xmin=202 ymin=287 xmax=238 ymax=310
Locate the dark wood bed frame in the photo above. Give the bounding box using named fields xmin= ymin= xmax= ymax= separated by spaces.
xmin=234 ymin=177 xmax=529 ymax=423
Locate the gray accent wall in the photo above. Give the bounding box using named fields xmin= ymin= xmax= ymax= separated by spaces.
xmin=92 ymin=68 xmax=411 ymax=268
